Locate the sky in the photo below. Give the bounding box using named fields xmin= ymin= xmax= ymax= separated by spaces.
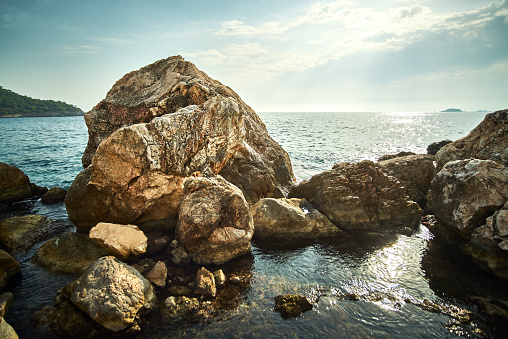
xmin=1 ymin=0 xmax=507 ymax=112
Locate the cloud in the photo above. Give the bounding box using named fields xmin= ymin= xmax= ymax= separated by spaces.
xmin=57 ymin=44 xmax=102 ymax=55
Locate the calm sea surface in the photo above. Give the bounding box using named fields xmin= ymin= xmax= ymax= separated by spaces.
xmin=0 ymin=112 xmax=496 ymax=338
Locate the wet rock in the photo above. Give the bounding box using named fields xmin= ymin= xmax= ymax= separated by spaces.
xmin=378 ymin=154 xmax=435 ymax=208
xmin=274 ymin=294 xmax=313 ymax=318
xmin=68 ymin=256 xmax=157 ymax=332
xmin=168 ymin=285 xmax=194 ymax=296
xmin=176 ymin=176 xmax=254 ymax=265
xmin=145 ymin=231 xmax=171 ymax=255
xmin=0 ymin=317 xmax=18 ymax=339
xmin=430 ymin=159 xmax=508 ymax=236
xmin=89 ymin=222 xmax=147 ymax=260
xmin=195 ymin=267 xmax=216 ymax=298
xmin=160 ymin=296 xmax=199 ymax=320
xmin=171 ymin=246 xmax=191 ymax=266
xmin=145 ymin=261 xmax=167 ymax=288
xmin=435 ymin=109 xmax=508 ymax=169
xmin=131 ymin=258 xmax=156 ymax=274
xmin=289 ymin=160 xmax=422 ymax=232
xmin=32 ymin=233 xmax=107 ymax=275
xmin=29 ymin=183 xmax=48 ymax=197
xmin=0 ymin=292 xmax=13 ymax=317
xmin=427 ymin=139 xmax=452 ymax=155
xmin=41 ymin=187 xmax=67 ymax=204
xmin=0 ymin=163 xmax=31 ymax=204
xmin=0 ymin=250 xmax=19 ymax=291
xmin=68 ymin=56 xmax=294 ymax=230
xmin=250 ymin=198 xmax=350 ymax=240
xmin=213 ymin=269 xmax=226 ymax=287
xmin=0 ymin=215 xmax=69 ymax=254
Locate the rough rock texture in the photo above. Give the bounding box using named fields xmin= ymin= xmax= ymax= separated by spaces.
xmin=145 ymin=231 xmax=171 ymax=255
xmin=68 ymin=256 xmax=156 ymax=332
xmin=0 ymin=162 xmax=31 ymax=203
xmin=0 ymin=250 xmax=19 ymax=291
xmin=160 ymin=296 xmax=199 ymax=320
xmin=0 ymin=215 xmax=69 ymax=254
xmin=0 ymin=317 xmax=18 ymax=339
xmin=68 ymin=56 xmax=294 ymax=230
xmin=274 ymin=295 xmax=313 ymax=318
xmin=32 ymin=233 xmax=107 ymax=274
xmin=289 ymin=160 xmax=422 ymax=231
xmin=250 ymin=198 xmax=349 ymax=240
xmin=435 ymin=110 xmax=508 ymax=169
xmin=176 ymin=176 xmax=254 ymax=265
xmin=378 ymin=154 xmax=435 ymax=208
xmin=430 ymin=159 xmax=508 ymax=236
xmin=144 ymin=261 xmax=167 ymax=288
xmin=89 ymin=223 xmax=147 ymax=260
xmin=41 ymin=187 xmax=67 ymax=204
xmin=0 ymin=292 xmax=13 ymax=318
xmin=195 ymin=267 xmax=216 ymax=298
xmin=427 ymin=139 xmax=452 ymax=155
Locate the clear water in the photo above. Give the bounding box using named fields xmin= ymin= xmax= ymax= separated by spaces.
xmin=0 ymin=112 xmax=494 ymax=338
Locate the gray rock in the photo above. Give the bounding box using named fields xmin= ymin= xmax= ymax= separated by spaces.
xmin=171 ymin=246 xmax=191 ymax=266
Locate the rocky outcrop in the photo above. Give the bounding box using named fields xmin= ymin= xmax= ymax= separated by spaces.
xmin=41 ymin=187 xmax=67 ymax=204
xmin=0 ymin=215 xmax=69 ymax=254
xmin=176 ymin=176 xmax=254 ymax=265
xmin=250 ymin=198 xmax=349 ymax=240
xmin=435 ymin=109 xmax=508 ymax=169
xmin=32 ymin=233 xmax=107 ymax=274
xmin=378 ymin=154 xmax=435 ymax=208
xmin=68 ymin=56 xmax=294 ymax=230
xmin=430 ymin=159 xmax=508 ymax=236
xmin=427 ymin=140 xmax=452 ymax=155
xmin=67 ymin=256 xmax=157 ymax=332
xmin=89 ymin=223 xmax=147 ymax=260
xmin=0 ymin=163 xmax=32 ymax=203
xmin=289 ymin=160 xmax=422 ymax=232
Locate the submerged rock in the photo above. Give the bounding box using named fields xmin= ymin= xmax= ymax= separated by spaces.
xmin=290 ymin=160 xmax=422 ymax=232
xmin=435 ymin=109 xmax=508 ymax=169
xmin=251 ymin=198 xmax=349 ymax=240
xmin=176 ymin=176 xmax=254 ymax=265
xmin=68 ymin=56 xmax=294 ymax=230
xmin=0 ymin=163 xmax=31 ymax=204
xmin=89 ymin=222 xmax=147 ymax=260
xmin=160 ymin=296 xmax=199 ymax=320
xmin=274 ymin=294 xmax=313 ymax=318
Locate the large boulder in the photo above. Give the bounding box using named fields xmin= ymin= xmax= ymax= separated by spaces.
xmin=435 ymin=109 xmax=508 ymax=169
xmin=67 ymin=256 xmax=157 ymax=332
xmin=430 ymin=159 xmax=508 ymax=236
xmin=176 ymin=175 xmax=254 ymax=265
xmin=32 ymin=233 xmax=107 ymax=274
xmin=289 ymin=160 xmax=422 ymax=232
xmin=250 ymin=198 xmax=349 ymax=240
xmin=378 ymin=154 xmax=435 ymax=208
xmin=67 ymin=56 xmax=294 ymax=231
xmin=89 ymin=223 xmax=147 ymax=260
xmin=0 ymin=163 xmax=31 ymax=203
xmin=0 ymin=215 xmax=69 ymax=254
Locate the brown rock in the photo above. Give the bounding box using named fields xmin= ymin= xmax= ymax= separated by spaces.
xmin=0 ymin=163 xmax=31 ymax=203
xmin=435 ymin=109 xmax=508 ymax=169
xmin=0 ymin=292 xmax=13 ymax=318
xmin=250 ymin=198 xmax=350 ymax=240
xmin=195 ymin=267 xmax=216 ymax=298
xmin=89 ymin=223 xmax=147 ymax=260
xmin=289 ymin=160 xmax=422 ymax=232
xmin=41 ymin=187 xmax=67 ymax=204
xmin=0 ymin=250 xmax=19 ymax=291
xmin=145 ymin=261 xmax=167 ymax=288
xmin=378 ymin=154 xmax=435 ymax=208
xmin=274 ymin=294 xmax=313 ymax=318
xmin=176 ymin=176 xmax=254 ymax=265
xmin=0 ymin=317 xmax=18 ymax=339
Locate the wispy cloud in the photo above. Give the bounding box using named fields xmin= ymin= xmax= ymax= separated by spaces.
xmin=57 ymin=44 xmax=102 ymax=55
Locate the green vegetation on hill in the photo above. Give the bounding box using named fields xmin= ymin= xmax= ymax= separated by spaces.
xmin=0 ymin=86 xmax=84 ymax=117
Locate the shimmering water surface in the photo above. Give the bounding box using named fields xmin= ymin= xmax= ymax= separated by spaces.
xmin=0 ymin=112 xmax=494 ymax=338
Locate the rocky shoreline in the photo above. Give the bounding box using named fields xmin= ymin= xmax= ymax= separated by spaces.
xmin=0 ymin=56 xmax=507 ymax=338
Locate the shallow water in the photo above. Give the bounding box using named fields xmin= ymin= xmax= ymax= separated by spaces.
xmin=0 ymin=112 xmax=498 ymax=338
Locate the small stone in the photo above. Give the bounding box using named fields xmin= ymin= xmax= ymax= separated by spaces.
xmin=89 ymin=222 xmax=147 ymax=260
xmin=171 ymin=246 xmax=191 ymax=266
xmin=145 ymin=261 xmax=167 ymax=288
xmin=274 ymin=294 xmax=313 ymax=318
xmin=160 ymin=296 xmax=199 ymax=320
xmin=212 ymin=269 xmax=226 ymax=287
xmin=195 ymin=267 xmax=216 ymax=298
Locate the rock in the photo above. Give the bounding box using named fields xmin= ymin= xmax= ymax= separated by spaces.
xmin=250 ymin=198 xmax=350 ymax=240
xmin=145 ymin=231 xmax=171 ymax=255
xmin=435 ymin=109 xmax=508 ymax=169
xmin=427 ymin=139 xmax=453 ymax=155
xmin=378 ymin=154 xmax=435 ymax=208
xmin=195 ymin=267 xmax=216 ymax=298
xmin=176 ymin=175 xmax=254 ymax=265
xmin=32 ymin=233 xmax=107 ymax=274
xmin=145 ymin=261 xmax=167 ymax=288
xmin=289 ymin=160 xmax=422 ymax=232
xmin=89 ymin=222 xmax=147 ymax=260
xmin=430 ymin=159 xmax=508 ymax=236
xmin=212 ymin=269 xmax=226 ymax=287
xmin=41 ymin=187 xmax=67 ymax=204
xmin=29 ymin=183 xmax=48 ymax=196
xmin=131 ymin=258 xmax=156 ymax=274
xmin=168 ymin=285 xmax=194 ymax=296
xmin=0 ymin=215 xmax=69 ymax=254
xmin=0 ymin=317 xmax=18 ymax=339
xmin=68 ymin=256 xmax=157 ymax=332
xmin=67 ymin=56 xmax=294 ymax=230
xmin=160 ymin=296 xmax=199 ymax=320
xmin=274 ymin=294 xmax=313 ymax=318
xmin=377 ymin=151 xmax=416 ymax=161
xmin=0 ymin=250 xmax=19 ymax=291
xmin=0 ymin=292 xmax=13 ymax=317
xmin=171 ymin=246 xmax=191 ymax=266
xmin=0 ymin=163 xmax=31 ymax=203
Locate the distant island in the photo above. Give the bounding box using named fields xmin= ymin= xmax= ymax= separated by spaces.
xmin=0 ymin=86 xmax=84 ymax=118
xmin=441 ymin=108 xmax=463 ymax=112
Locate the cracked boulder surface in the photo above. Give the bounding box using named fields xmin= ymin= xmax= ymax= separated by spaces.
xmin=66 ymin=56 xmax=294 ymax=231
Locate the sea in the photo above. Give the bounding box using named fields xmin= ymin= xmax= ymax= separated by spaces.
xmin=0 ymin=111 xmax=504 ymax=338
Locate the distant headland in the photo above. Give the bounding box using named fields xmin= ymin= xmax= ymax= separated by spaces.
xmin=0 ymin=86 xmax=84 ymax=118
xmin=441 ymin=108 xmax=463 ymax=112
